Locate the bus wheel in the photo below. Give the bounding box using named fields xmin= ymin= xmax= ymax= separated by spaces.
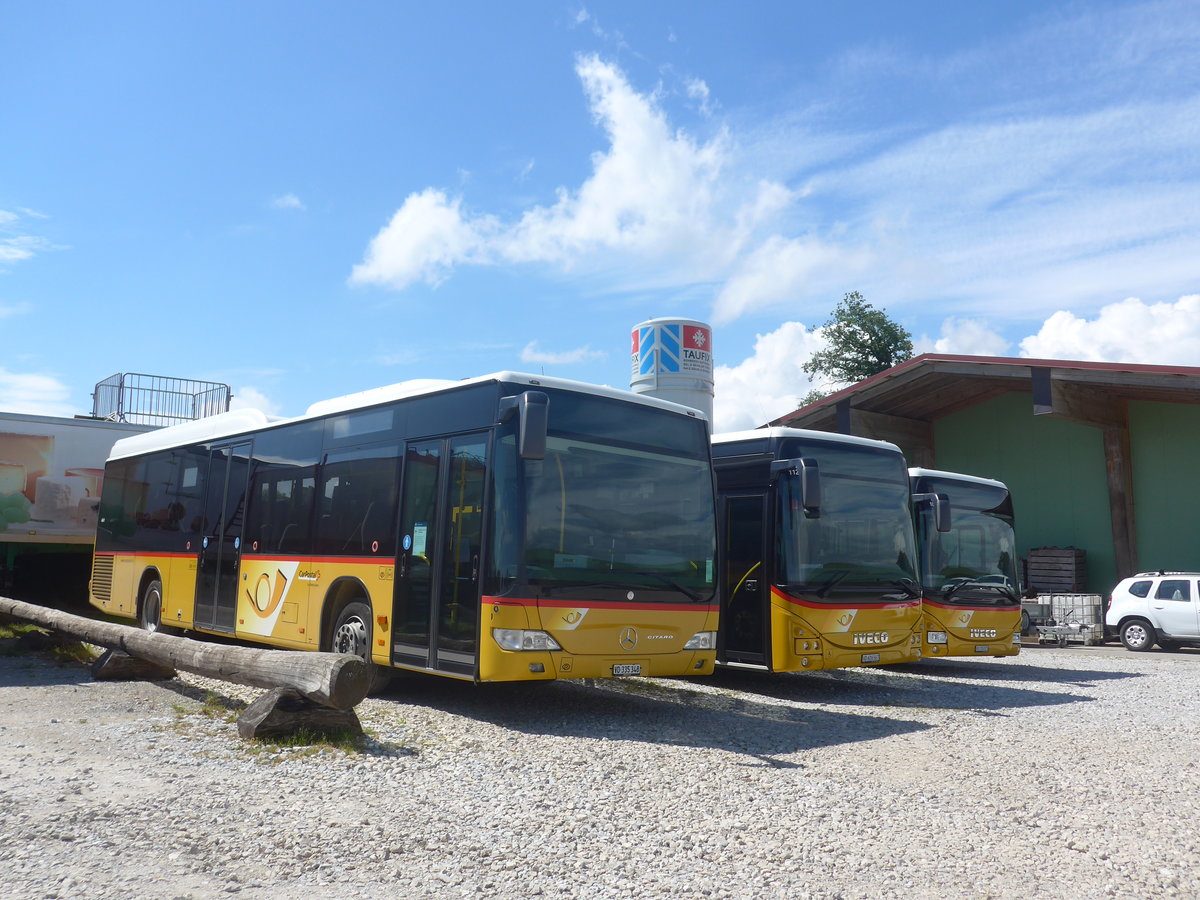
xmin=332 ymin=601 xmax=372 ymax=659
xmin=139 ymin=579 xmax=176 ymax=635
xmin=331 ymin=601 xmax=390 ymax=695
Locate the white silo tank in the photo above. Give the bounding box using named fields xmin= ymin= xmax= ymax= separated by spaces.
xmin=630 ymin=317 xmax=714 ymax=421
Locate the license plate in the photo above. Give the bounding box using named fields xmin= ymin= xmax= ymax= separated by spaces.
xmin=612 ymin=664 xmax=642 ymax=676
xmin=975 ymin=645 xmax=990 ymax=653
xmin=860 ymin=653 xmax=881 ymax=664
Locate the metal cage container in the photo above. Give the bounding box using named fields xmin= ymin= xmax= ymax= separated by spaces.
xmin=92 ymin=373 xmax=231 ymax=427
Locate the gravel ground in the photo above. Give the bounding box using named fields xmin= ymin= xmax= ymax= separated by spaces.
xmin=1 ymin=641 xmax=1198 ymax=900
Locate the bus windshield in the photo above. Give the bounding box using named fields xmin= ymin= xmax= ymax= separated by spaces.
xmin=776 ymin=443 xmax=917 ymax=599
xmin=491 ymin=396 xmax=716 ymax=602
xmin=917 ymin=480 xmax=1017 ymax=602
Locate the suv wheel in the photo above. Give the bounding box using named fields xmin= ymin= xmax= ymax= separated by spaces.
xmin=1120 ymin=619 xmax=1157 ymax=652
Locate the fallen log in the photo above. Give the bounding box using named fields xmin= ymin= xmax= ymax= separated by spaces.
xmin=0 ymin=596 xmax=371 ymax=710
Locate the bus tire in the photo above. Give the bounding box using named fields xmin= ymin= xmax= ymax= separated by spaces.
xmin=138 ymin=579 xmax=178 ymax=635
xmin=331 ymin=601 xmax=390 ymax=695
xmin=1120 ymin=619 xmax=1156 ymax=652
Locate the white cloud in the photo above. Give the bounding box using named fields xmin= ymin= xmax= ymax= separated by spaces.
xmin=349 ymin=188 xmax=494 ymax=290
xmin=713 ymin=322 xmax=829 ymax=432
xmin=228 ymin=386 xmax=283 ymax=416
xmin=0 ymin=209 xmax=54 ymax=267
xmin=686 ymin=77 xmax=715 ymax=117
xmin=520 ymin=341 xmax=605 ymax=365
xmin=0 ymin=368 xmax=76 ymax=416
xmin=915 ymin=317 xmax=1012 ymax=356
xmin=713 ymin=234 xmax=874 ymax=325
xmin=1019 ymin=294 xmax=1200 ymax=364
xmin=0 ymin=236 xmax=47 ymax=264
xmin=351 ymin=56 xmax=788 ymax=295
xmin=270 ymin=193 xmax=306 ymax=211
xmin=497 ymin=55 xmax=736 ymax=266
xmin=351 ymin=6 xmax=1200 ymax=328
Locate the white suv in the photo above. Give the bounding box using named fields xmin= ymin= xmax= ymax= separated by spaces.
xmin=1106 ymin=572 xmax=1200 ymax=651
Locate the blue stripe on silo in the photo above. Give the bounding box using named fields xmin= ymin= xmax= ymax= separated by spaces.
xmin=658 ymin=324 xmax=681 ymax=373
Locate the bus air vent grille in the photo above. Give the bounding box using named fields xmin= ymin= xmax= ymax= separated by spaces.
xmin=91 ymin=556 xmax=114 ymax=603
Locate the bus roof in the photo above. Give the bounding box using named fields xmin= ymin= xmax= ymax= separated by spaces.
xmin=108 ymin=372 xmax=708 ymax=461
xmin=712 ymin=426 xmax=902 ymax=454
xmin=908 ymin=467 xmax=1007 ymax=490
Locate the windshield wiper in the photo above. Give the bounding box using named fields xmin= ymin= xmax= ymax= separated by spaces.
xmin=942 ymin=581 xmax=1019 ymax=602
xmin=813 ymin=569 xmax=850 ymax=599
xmin=887 ymin=578 xmax=922 ymax=600
xmin=629 ymin=571 xmax=705 ymax=603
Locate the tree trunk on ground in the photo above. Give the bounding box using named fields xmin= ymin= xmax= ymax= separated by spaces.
xmin=0 ymin=596 xmax=370 ymax=710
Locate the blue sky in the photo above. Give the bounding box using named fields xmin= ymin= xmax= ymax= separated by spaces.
xmin=3 ymin=0 xmax=1198 ymax=431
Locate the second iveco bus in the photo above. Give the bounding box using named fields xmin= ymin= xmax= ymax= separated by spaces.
xmin=909 ymin=468 xmax=1022 ymax=658
xmin=712 ymin=428 xmax=922 ymax=672
xmin=89 ymin=373 xmax=719 ymax=683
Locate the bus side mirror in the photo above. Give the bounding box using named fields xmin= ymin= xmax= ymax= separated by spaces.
xmin=799 ymin=458 xmax=821 ymax=517
xmin=499 ymin=391 xmax=549 ymax=460
xmin=913 ymin=492 xmax=952 ymax=532
xmin=771 ymin=457 xmax=821 ymax=517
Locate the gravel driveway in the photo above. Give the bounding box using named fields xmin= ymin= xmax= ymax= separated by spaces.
xmin=2 ymin=642 xmax=1197 ymax=900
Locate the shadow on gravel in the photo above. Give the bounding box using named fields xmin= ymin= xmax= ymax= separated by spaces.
xmin=885 ymin=657 xmax=1142 ymax=687
xmin=377 ymin=675 xmax=933 ymax=767
xmin=0 ymin=650 xmax=94 ymax=688
xmin=695 ymin=665 xmax=1103 ymax=714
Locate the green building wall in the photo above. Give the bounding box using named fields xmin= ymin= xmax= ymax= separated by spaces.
xmin=930 ymin=393 xmax=1200 ymax=594
xmin=931 ymin=392 xmax=1114 ymax=594
xmin=1128 ymin=401 xmax=1200 ymax=573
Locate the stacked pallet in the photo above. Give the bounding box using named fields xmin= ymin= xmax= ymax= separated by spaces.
xmin=1025 ymin=546 xmax=1088 ymax=594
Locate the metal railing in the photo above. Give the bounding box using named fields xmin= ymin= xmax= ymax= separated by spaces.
xmin=92 ymin=373 xmax=232 ymax=426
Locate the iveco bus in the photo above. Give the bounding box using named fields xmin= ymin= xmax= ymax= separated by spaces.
xmin=89 ymin=373 xmax=719 ymax=683
xmin=909 ymin=468 xmax=1022 ymax=658
xmin=712 ymin=428 xmax=922 ymax=671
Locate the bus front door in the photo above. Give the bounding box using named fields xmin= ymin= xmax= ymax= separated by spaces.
xmin=393 ymin=435 xmax=488 ymax=677
xmin=721 ymin=493 xmax=768 ymax=666
xmin=194 ymin=441 xmax=252 ymax=634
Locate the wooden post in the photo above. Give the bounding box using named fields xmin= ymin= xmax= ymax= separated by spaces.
xmin=0 ymin=596 xmax=371 ymax=710
xmin=1103 ymin=424 xmax=1138 ymax=579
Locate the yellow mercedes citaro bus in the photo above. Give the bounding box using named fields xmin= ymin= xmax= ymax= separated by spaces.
xmin=712 ymin=428 xmax=922 ymax=672
xmin=89 ymin=373 xmax=719 ymax=684
xmin=909 ymin=468 xmax=1022 ymax=658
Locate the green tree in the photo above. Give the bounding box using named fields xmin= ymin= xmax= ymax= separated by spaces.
xmin=800 ymin=291 xmax=913 ymax=404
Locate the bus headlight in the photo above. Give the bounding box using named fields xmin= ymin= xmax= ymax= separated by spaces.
xmin=1012 ymin=632 xmax=1021 ymax=644
xmin=683 ymin=631 xmax=716 ymax=650
xmin=926 ymin=631 xmax=949 ymax=644
xmin=492 ymin=629 xmax=562 ymax=652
